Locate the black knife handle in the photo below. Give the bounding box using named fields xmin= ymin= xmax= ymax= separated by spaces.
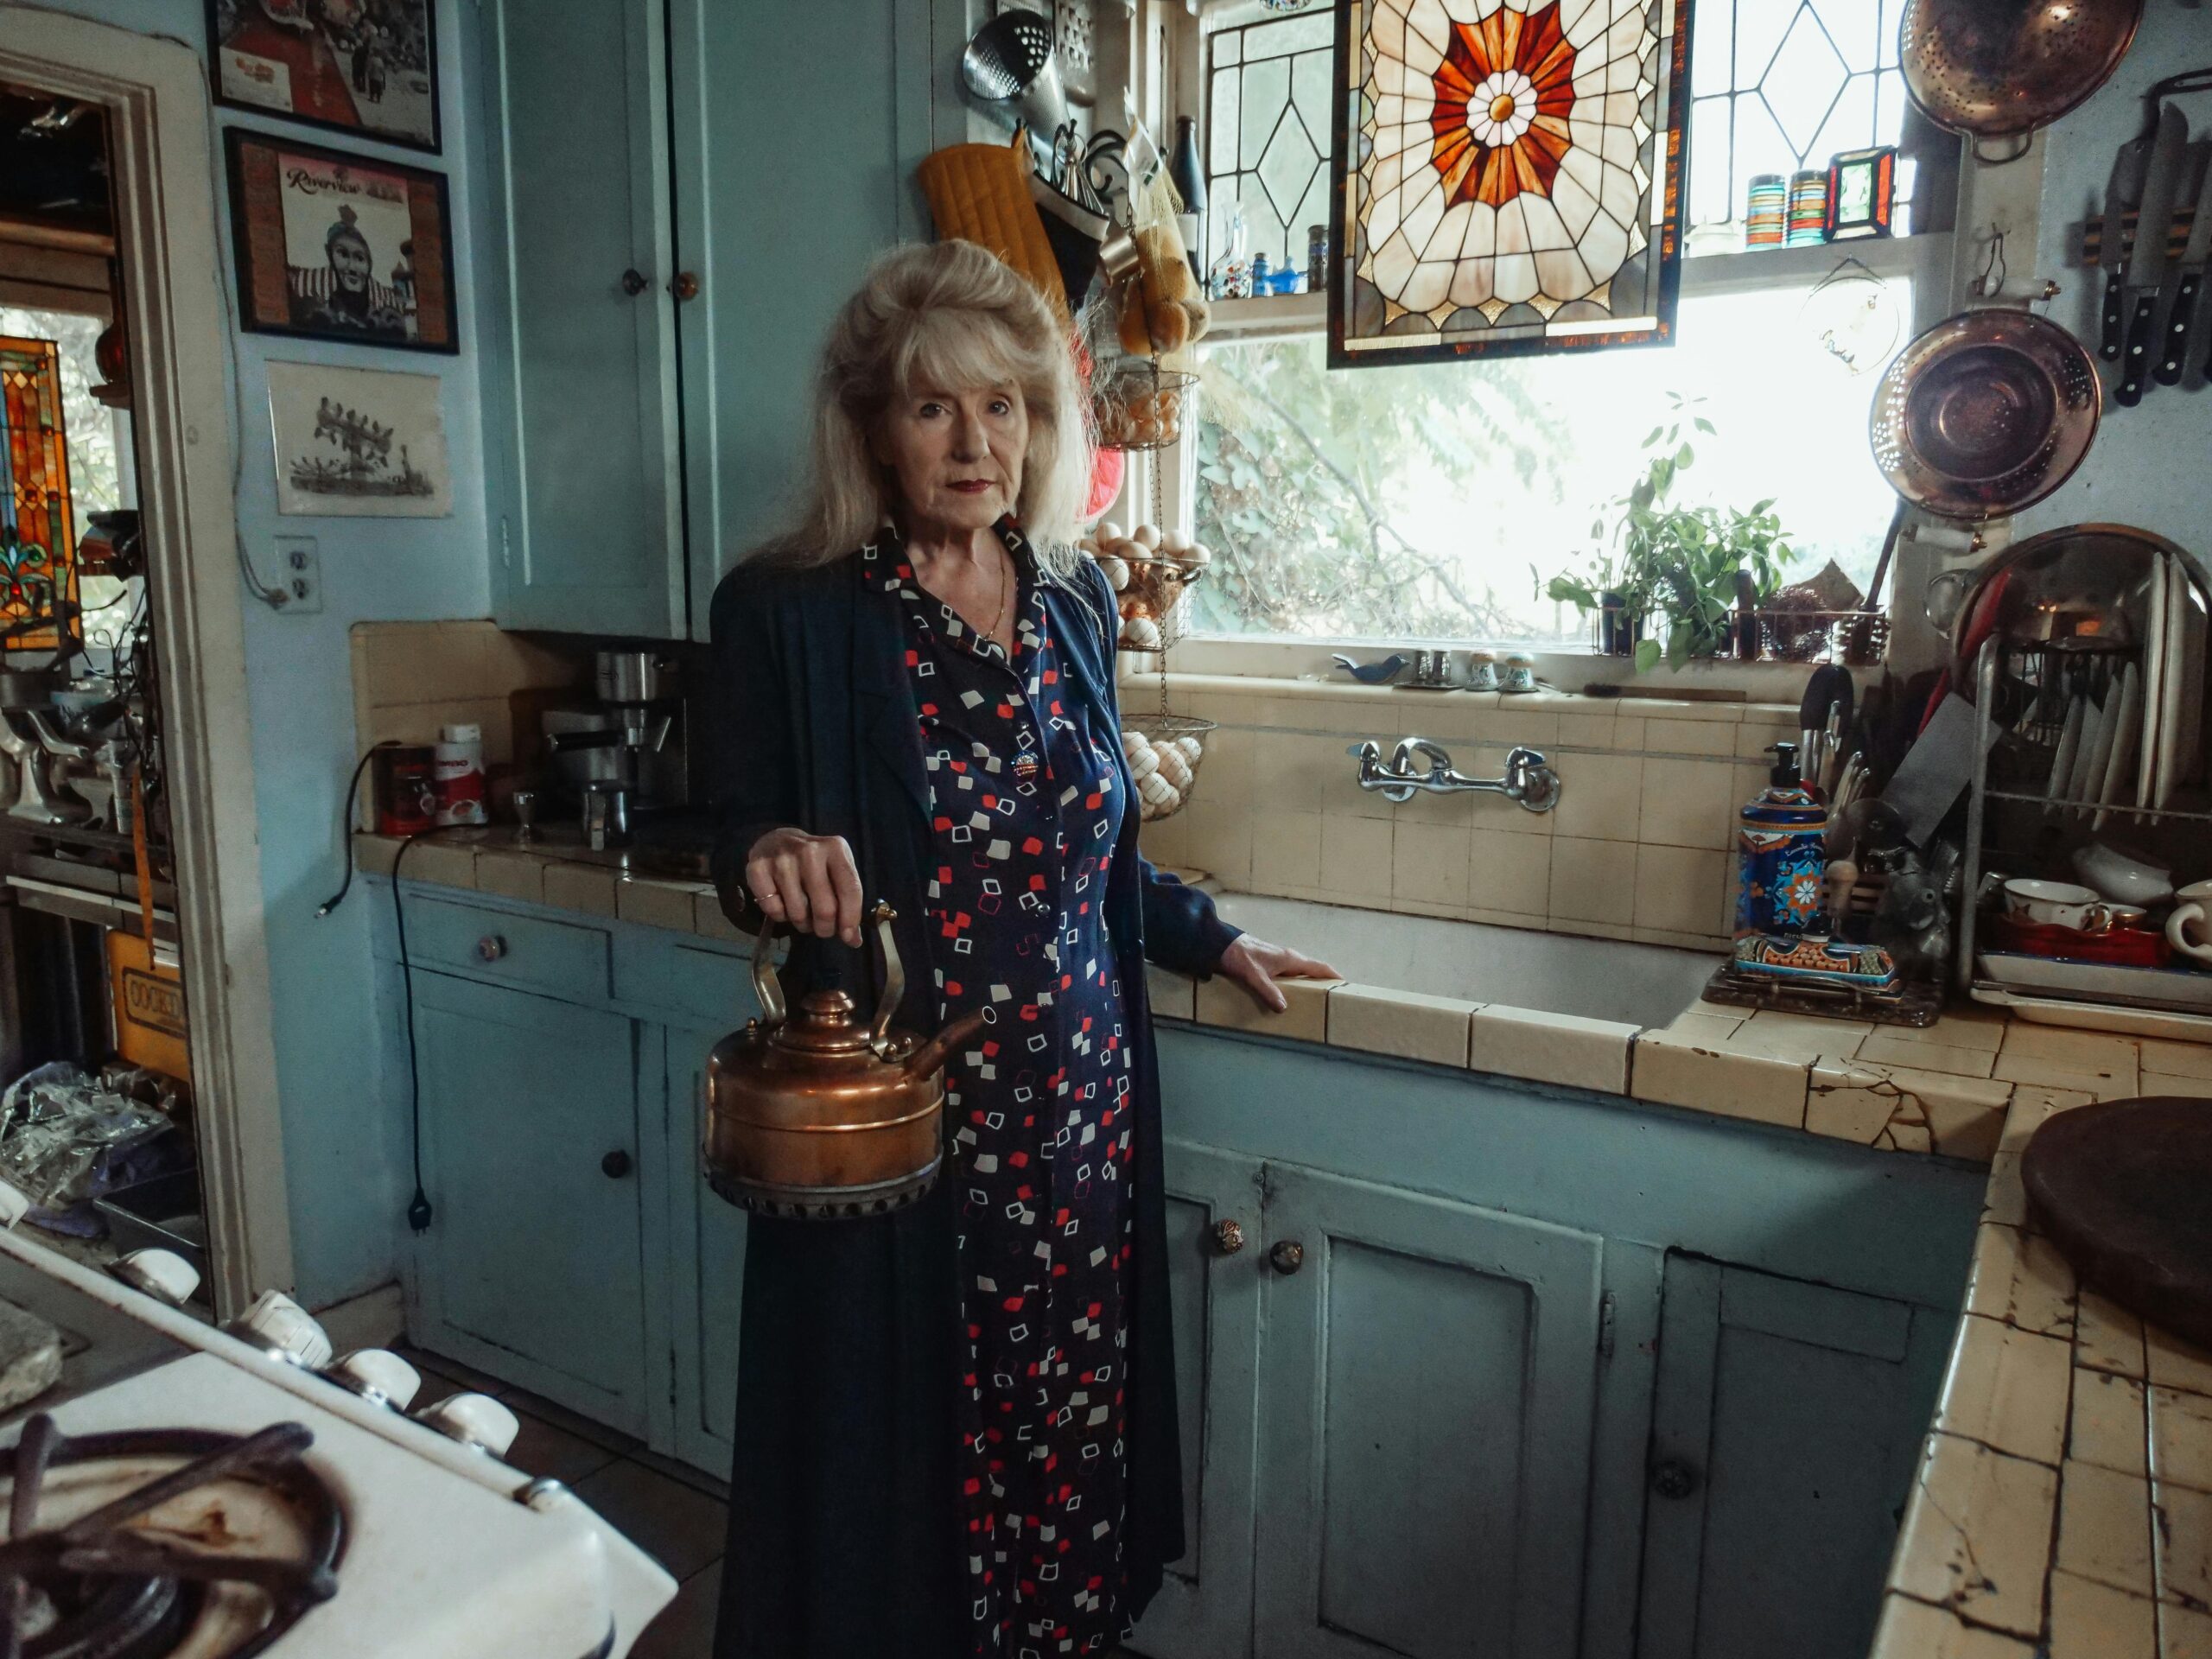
xmin=2117 ymin=290 xmax=2160 ymax=405
xmin=2101 ymin=268 xmax=2128 ymax=359
xmin=2157 ymin=271 xmax=2199 ymax=385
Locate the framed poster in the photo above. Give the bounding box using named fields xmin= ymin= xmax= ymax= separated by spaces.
xmin=207 ymin=0 xmax=442 ymax=154
xmin=226 ymin=129 xmax=458 ymax=354
xmin=267 ymin=360 xmax=452 ymax=516
xmin=1329 ymin=0 xmax=1694 ymax=368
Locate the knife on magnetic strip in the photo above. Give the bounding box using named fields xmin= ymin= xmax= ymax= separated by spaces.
xmin=2100 ymin=128 xmax=2153 ymax=359
xmin=2116 ymin=106 xmax=2190 ymax=409
xmin=2164 ymin=146 xmax=2212 ymax=385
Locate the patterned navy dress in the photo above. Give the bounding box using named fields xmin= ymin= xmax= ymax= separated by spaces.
xmin=870 ymin=524 xmax=1137 ymax=1656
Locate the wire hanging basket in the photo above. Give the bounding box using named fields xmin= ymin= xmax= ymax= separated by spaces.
xmin=1092 ymin=361 xmax=1197 ymax=452
xmin=1120 ymin=711 xmax=1216 ymax=822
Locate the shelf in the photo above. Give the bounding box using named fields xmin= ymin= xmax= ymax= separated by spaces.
xmin=1980 ymin=787 xmax=2212 ymax=826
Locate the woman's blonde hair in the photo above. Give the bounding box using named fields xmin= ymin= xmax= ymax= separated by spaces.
xmin=753 ymin=240 xmax=1092 ymax=580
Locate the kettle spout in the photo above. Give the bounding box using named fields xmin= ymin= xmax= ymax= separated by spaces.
xmin=902 ymin=1007 xmax=988 ymax=1083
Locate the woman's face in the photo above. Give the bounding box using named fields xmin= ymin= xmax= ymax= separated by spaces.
xmin=875 ymin=382 xmax=1029 ymax=537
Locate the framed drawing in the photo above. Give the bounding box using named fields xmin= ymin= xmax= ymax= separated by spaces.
xmin=267 ymin=361 xmax=451 ymax=517
xmin=1329 ymin=0 xmax=1694 ymax=368
xmin=226 ymin=130 xmax=458 ymax=354
xmin=207 ymin=0 xmax=441 ymax=153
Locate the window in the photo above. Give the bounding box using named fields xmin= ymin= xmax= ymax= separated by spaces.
xmin=1173 ymin=0 xmax=1950 ymax=649
xmin=1190 ymin=277 xmax=1911 ymax=643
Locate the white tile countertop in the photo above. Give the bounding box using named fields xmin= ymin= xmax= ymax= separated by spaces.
xmin=359 ymin=828 xmax=2212 ymax=1656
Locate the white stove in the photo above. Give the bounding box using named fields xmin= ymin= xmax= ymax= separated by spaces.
xmin=0 ymin=1229 xmax=676 ymax=1658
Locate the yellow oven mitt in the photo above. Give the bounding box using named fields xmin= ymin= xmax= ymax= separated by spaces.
xmin=917 ymin=136 xmax=1071 ymax=327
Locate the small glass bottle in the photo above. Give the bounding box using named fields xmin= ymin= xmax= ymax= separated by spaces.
xmin=1306 ymin=224 xmax=1329 ymax=289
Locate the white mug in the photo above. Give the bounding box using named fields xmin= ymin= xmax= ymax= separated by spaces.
xmin=2168 ymin=879 xmax=2212 ymax=964
xmin=2003 ymin=878 xmax=2122 ymax=933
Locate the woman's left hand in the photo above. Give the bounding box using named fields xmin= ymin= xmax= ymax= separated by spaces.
xmin=1215 ymin=934 xmax=1341 ymax=1014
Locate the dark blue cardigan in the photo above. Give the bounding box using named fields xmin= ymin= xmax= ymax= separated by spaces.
xmin=703 ymin=547 xmax=1238 ymax=1657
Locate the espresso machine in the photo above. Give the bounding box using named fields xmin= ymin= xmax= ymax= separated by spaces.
xmin=542 ymin=650 xmax=688 ymax=849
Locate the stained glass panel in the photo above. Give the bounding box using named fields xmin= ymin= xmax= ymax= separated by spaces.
xmin=1329 ymin=0 xmax=1693 ymax=366
xmin=0 ymin=336 xmax=79 ymax=657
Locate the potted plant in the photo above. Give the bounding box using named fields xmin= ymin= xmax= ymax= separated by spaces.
xmin=1538 ymin=400 xmax=1796 ymax=670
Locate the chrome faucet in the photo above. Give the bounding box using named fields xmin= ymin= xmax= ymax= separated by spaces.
xmin=1347 ymin=736 xmax=1561 ymax=813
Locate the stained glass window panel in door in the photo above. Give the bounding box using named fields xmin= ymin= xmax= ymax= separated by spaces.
xmin=1330 ymin=0 xmax=1694 ymax=368
xmin=0 ymin=336 xmax=79 ymax=656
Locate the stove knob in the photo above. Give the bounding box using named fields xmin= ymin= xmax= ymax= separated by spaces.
xmin=326 ymin=1348 xmax=423 ymax=1412
xmin=415 ymin=1391 xmax=521 ymax=1459
xmin=222 ymin=1289 xmax=334 ymax=1370
xmin=110 ymin=1248 xmax=200 ymax=1306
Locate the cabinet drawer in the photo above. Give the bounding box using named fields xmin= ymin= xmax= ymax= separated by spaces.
xmin=652 ymin=940 xmax=758 ymax=1028
xmin=404 ymin=897 xmax=612 ymax=1003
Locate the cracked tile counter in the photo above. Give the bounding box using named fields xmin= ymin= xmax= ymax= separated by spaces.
xmin=361 ymin=830 xmax=2212 ymax=1657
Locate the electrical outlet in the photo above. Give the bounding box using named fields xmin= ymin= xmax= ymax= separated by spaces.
xmin=275 ymin=536 xmax=321 ymax=613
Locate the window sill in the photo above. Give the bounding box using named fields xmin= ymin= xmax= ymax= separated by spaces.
xmin=1142 ymin=634 xmax=1863 ymax=705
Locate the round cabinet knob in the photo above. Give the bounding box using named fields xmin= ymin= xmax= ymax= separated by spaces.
xmin=1212 ymin=1219 xmax=1245 ymax=1255
xmin=671 ymin=270 xmax=701 ymax=302
xmin=224 ymin=1289 xmax=334 ymax=1370
xmin=1269 ymin=1240 xmax=1306 ymax=1274
xmin=1649 ymin=1458 xmax=1700 ymax=1501
xmin=620 ymin=268 xmax=648 ymax=296
xmin=601 ymin=1149 xmax=633 ymax=1179
xmin=415 ymin=1391 xmax=520 ymax=1459
xmin=327 ymin=1348 xmax=423 ymax=1412
xmin=475 ymin=934 xmax=508 ymax=963
xmin=111 ymin=1249 xmax=201 ymax=1307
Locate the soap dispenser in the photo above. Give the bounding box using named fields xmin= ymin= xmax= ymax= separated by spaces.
xmin=1734 ymin=742 xmax=1830 ymax=938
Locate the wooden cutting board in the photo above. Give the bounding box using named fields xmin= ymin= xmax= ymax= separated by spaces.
xmin=2022 ymin=1096 xmax=2212 ymax=1351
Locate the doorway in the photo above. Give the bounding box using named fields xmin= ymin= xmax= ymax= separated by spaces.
xmin=0 ymin=14 xmax=295 ymax=1316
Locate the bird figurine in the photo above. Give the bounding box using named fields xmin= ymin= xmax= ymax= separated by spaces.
xmin=1332 ymin=652 xmax=1407 ymax=685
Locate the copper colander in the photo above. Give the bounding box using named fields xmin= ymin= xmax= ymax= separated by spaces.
xmin=1900 ymin=0 xmax=2144 ymax=141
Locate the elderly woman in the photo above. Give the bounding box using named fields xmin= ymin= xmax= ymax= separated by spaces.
xmin=706 ymin=239 xmax=1334 ymax=1658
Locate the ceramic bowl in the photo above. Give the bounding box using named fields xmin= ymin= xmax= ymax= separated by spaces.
xmin=2002 ymin=877 xmax=2124 ymax=933
xmin=2071 ymin=842 xmax=2175 ymax=907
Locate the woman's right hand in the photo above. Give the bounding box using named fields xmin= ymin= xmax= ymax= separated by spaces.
xmin=745 ymin=828 xmax=864 ymax=947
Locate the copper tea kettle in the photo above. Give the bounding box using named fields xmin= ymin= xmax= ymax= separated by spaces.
xmin=703 ymin=901 xmax=986 ymax=1220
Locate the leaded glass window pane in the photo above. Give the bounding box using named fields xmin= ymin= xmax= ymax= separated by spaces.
xmin=1203 ymin=5 xmax=1338 ymax=276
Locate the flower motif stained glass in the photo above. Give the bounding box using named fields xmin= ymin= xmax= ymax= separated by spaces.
xmin=1331 ymin=0 xmax=1693 ymax=366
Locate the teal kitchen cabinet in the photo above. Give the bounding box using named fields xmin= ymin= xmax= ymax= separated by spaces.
xmin=1142 ymin=1144 xmax=1267 ymax=1656
xmin=1635 ymin=1256 xmax=1955 ymax=1659
xmin=1252 ymin=1165 xmax=1605 ymax=1659
xmin=405 ymin=969 xmax=651 ymax=1436
xmin=475 ymin=0 xmax=961 ymax=639
xmin=662 ymin=1018 xmax=750 ymax=1473
xmin=477 ymin=0 xmax=684 ymax=637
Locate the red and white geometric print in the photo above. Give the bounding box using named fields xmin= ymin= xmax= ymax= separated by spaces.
xmin=878 ymin=525 xmax=1138 ymax=1656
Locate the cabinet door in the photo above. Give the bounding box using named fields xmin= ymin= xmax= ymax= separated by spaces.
xmin=664 ymin=0 xmax=945 ymax=631
xmin=1132 ymin=1143 xmax=1267 ymax=1658
xmin=664 ymin=1019 xmax=749 ymax=1476
xmin=480 ymin=0 xmax=683 ymax=636
xmin=410 ymin=972 xmax=648 ymax=1433
xmin=1637 ymin=1257 xmax=1952 ymax=1659
xmin=1254 ymin=1165 xmax=1606 ymax=1659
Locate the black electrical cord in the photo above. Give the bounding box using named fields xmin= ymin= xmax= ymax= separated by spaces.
xmin=314 ymin=743 xmax=395 ymax=918
xmin=390 ymin=832 xmax=435 ymax=1235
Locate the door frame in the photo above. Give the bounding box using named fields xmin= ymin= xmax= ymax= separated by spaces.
xmin=0 ymin=12 xmax=294 ymax=1313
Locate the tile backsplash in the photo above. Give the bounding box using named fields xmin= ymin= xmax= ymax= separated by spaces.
xmin=1134 ymin=675 xmax=1804 ymax=951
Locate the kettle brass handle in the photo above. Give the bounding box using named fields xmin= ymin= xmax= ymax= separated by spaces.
xmin=750 ymin=900 xmax=906 ymax=1057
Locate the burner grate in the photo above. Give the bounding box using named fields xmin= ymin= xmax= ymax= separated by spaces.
xmin=0 ymin=1416 xmax=343 ymax=1659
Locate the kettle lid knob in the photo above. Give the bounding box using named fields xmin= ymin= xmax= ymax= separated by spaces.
xmin=798 ymin=989 xmax=857 ymax=1026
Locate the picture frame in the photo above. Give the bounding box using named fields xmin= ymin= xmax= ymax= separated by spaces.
xmin=266 ymin=360 xmax=453 ymax=517
xmin=225 ymin=128 xmax=459 ymax=354
xmin=207 ymin=0 xmax=442 ymax=154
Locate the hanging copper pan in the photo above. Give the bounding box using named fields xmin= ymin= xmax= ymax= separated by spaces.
xmin=1870 ymin=308 xmax=2101 ymax=523
xmin=1899 ymin=0 xmax=2143 ymax=144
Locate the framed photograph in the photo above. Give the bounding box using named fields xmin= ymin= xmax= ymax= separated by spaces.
xmin=226 ymin=129 xmax=458 ymax=353
xmin=207 ymin=0 xmax=441 ymax=154
xmin=1327 ymin=0 xmax=1694 ymax=368
xmin=267 ymin=360 xmax=452 ymax=517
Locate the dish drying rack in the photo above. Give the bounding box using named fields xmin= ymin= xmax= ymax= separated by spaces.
xmin=1958 ymin=546 xmax=2212 ymax=1028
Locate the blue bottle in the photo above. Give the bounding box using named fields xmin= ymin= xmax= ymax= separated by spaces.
xmin=1735 ymin=742 xmax=1829 ymax=938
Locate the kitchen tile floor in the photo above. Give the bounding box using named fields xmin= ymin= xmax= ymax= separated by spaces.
xmin=395 ymin=1345 xmax=727 ymax=1656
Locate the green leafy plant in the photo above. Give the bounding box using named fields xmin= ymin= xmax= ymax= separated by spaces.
xmin=1537 ymin=397 xmax=1796 ymax=671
